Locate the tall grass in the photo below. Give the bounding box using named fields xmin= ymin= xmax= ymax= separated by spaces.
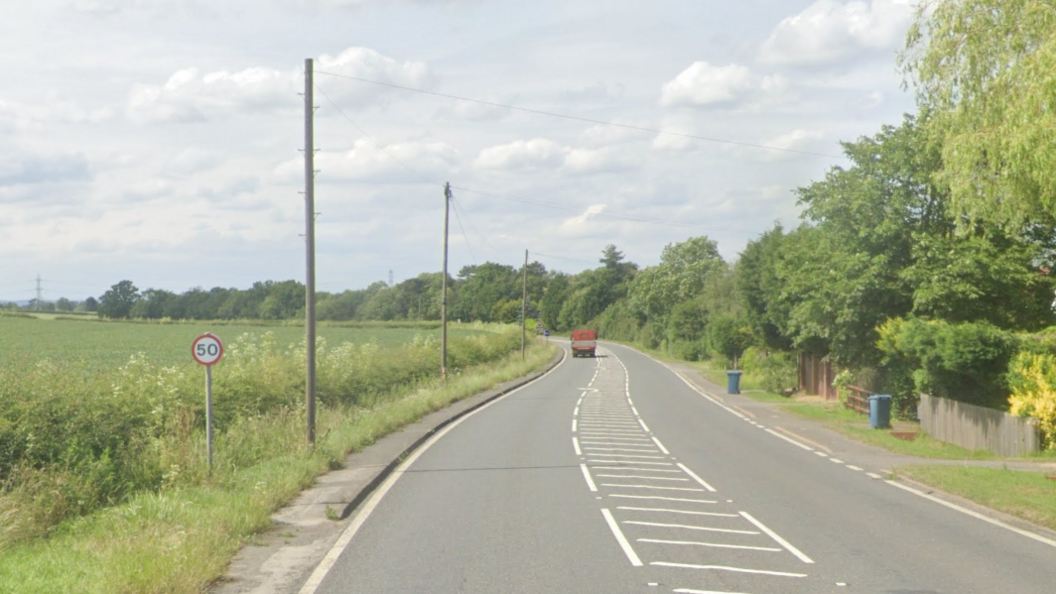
xmin=0 ymin=325 xmax=525 ymax=549
xmin=0 ymin=336 xmax=555 ymax=593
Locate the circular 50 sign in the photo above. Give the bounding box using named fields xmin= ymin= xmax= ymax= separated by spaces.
xmin=192 ymin=333 xmax=224 ymax=366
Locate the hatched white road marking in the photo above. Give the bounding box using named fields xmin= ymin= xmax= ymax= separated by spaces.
xmin=739 ymin=512 xmax=814 ymax=564
xmin=638 ymin=538 xmax=781 ymax=552
xmin=651 ymin=562 xmax=807 ymax=578
xmin=677 ymin=463 xmax=718 ymax=493
xmin=623 ymin=521 xmax=759 ymax=535
xmin=602 ymin=509 xmax=643 ymax=567
xmin=580 ymin=464 xmax=598 ymax=492
xmin=617 ymin=507 xmax=738 ymax=518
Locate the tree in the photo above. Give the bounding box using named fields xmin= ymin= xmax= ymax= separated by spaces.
xmin=902 ymin=0 xmax=1056 ymax=226
xmin=83 ymin=296 xmax=98 ymax=312
xmin=98 ymin=281 xmax=139 ymax=319
xmin=628 ymin=236 xmax=724 ymax=325
xmin=55 ymin=297 xmax=73 ymax=312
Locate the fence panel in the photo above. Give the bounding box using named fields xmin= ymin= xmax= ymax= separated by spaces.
xmin=918 ymin=394 xmax=1041 ymax=456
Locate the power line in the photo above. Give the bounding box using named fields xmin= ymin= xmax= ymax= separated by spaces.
xmin=314 ymin=70 xmax=844 ymax=159
xmin=448 ymin=195 xmax=478 ymax=264
xmin=315 ymin=78 xmax=762 ymax=235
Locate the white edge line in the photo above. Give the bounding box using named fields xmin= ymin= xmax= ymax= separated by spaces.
xmin=886 ymin=480 xmax=1056 ymax=549
xmin=601 ymin=508 xmax=643 ymax=566
xmin=651 ymin=436 xmax=670 ymax=455
xmin=738 ymin=511 xmax=814 ymax=564
xmin=676 ymin=462 xmax=717 ymax=493
xmin=580 ymin=464 xmax=598 ymax=492
xmin=638 ymin=418 xmax=651 ymax=432
xmin=764 ymin=428 xmax=814 ymax=452
xmin=296 ymin=355 xmax=565 ymax=594
xmin=572 ymin=436 xmax=582 ymax=456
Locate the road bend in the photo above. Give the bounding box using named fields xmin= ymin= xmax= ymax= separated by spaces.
xmin=303 ymin=341 xmax=1055 ymax=594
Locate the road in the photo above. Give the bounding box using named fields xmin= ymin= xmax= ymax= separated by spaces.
xmin=301 ymin=341 xmax=1056 ymax=594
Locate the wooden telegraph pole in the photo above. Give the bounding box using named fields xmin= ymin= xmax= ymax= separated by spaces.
xmin=441 ymin=183 xmax=451 ymax=379
xmin=521 ymin=249 xmax=528 ymax=360
xmin=304 ymin=58 xmax=317 ymax=445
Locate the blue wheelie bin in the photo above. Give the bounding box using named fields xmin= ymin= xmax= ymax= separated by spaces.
xmin=869 ymin=394 xmax=892 ymax=429
xmin=726 ymin=370 xmax=743 ymax=395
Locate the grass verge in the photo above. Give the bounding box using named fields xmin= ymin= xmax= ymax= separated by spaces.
xmin=779 ymin=401 xmax=993 ymax=459
xmin=0 ymin=340 xmax=558 ymax=594
xmin=894 ymin=465 xmax=1056 ymax=532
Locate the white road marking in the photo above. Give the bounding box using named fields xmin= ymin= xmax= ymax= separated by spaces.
xmin=639 ymin=538 xmax=781 ymax=552
xmin=673 ymin=589 xmax=754 ymax=594
xmin=597 ymin=474 xmax=689 ymax=482
xmin=624 ymin=521 xmax=759 ymax=535
xmin=814 ymin=451 xmax=829 ymax=457
xmin=572 ymin=419 xmax=577 ymax=432
xmin=638 ymin=418 xmax=651 ymax=432
xmin=602 ymin=509 xmax=643 ymax=567
xmin=583 ymin=447 xmax=661 ymax=453
xmin=886 ymin=480 xmax=1056 ymax=549
xmin=589 ymin=453 xmax=668 ymax=460
xmin=579 ymin=437 xmax=653 ymax=443
xmin=631 ymin=406 xmax=641 ymax=417
xmin=677 ymin=463 xmax=717 ymax=493
xmin=739 ymin=512 xmax=814 ymax=564
xmin=610 ymin=494 xmax=717 ymax=504
xmin=588 ymin=460 xmax=674 ymax=466
xmin=847 ymin=465 xmax=863 ymax=472
xmin=572 ymin=437 xmax=582 ymax=456
xmin=604 ymin=484 xmax=707 ymax=492
xmin=577 ymin=429 xmax=648 ymax=436
xmin=867 ymin=472 xmax=883 ymax=480
xmin=295 ymin=354 xmax=565 ymax=594
xmin=651 ymin=436 xmax=670 ymax=454
xmin=764 ymin=428 xmax=814 ymax=452
xmin=592 ymin=466 xmax=681 ymax=473
xmin=830 ymin=458 xmax=845 ymax=464
xmin=618 ymin=507 xmax=738 ymax=518
xmin=651 ymin=561 xmax=807 ymax=578
xmin=580 ymin=464 xmax=598 ymax=492
xmin=573 ymin=406 xmax=579 ymax=417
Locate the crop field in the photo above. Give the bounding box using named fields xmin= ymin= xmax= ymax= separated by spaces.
xmin=0 ymin=314 xmax=489 ymax=368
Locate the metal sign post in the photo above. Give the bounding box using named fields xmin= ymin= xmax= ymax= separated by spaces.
xmin=192 ymin=333 xmax=224 ymax=476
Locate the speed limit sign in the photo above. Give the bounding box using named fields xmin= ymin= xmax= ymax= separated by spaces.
xmin=192 ymin=333 xmax=224 ymax=366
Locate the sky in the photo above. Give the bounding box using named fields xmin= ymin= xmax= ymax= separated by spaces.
xmin=0 ymin=0 xmax=919 ymax=302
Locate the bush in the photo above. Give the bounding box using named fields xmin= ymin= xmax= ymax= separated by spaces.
xmin=1006 ymin=352 xmax=1056 ymax=450
xmin=741 ymin=347 xmax=798 ymax=394
xmin=877 ymin=317 xmax=1018 ymax=409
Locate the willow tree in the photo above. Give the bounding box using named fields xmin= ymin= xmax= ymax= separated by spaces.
xmin=900 ymin=0 xmax=1056 ymax=226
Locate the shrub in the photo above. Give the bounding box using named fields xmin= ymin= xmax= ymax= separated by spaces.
xmin=1007 ymin=352 xmax=1056 ymax=449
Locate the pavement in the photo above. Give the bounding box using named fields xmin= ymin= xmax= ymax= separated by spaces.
xmin=210 ymin=344 xmax=1055 ymax=594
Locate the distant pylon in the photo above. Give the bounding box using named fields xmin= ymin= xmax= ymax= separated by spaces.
xmin=35 ymin=275 xmax=43 ymax=310
xmin=389 ymin=269 xmax=394 ymax=287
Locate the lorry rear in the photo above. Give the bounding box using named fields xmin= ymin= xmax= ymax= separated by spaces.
xmin=570 ymin=329 xmax=597 ymax=357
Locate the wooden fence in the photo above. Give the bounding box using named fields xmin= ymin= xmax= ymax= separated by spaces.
xmin=798 ymin=352 xmax=836 ymax=400
xmin=841 ymin=385 xmax=870 ymax=415
xmin=919 ymin=394 xmax=1041 ymax=456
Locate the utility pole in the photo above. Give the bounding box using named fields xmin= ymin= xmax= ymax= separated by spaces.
xmin=521 ymin=249 xmax=528 ymax=360
xmin=441 ymin=183 xmax=451 ymax=379
xmin=304 ymin=57 xmax=317 ymax=446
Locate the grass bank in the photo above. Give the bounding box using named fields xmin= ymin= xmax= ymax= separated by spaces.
xmin=0 ymin=338 xmax=557 ymax=593
xmin=894 ymin=466 xmax=1056 ymax=532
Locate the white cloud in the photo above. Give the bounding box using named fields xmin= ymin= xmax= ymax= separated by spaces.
xmin=127 ymin=47 xmax=433 ymax=123
xmin=660 ymin=62 xmax=754 ymax=108
xmin=758 ymin=129 xmax=825 ymax=161
xmin=578 ymin=121 xmax=651 ymax=147
xmin=275 ymin=138 xmax=459 ymax=183
xmin=557 ymin=204 xmax=610 ymax=236
xmin=0 ymin=95 xmax=114 ymax=130
xmin=0 ymin=152 xmax=91 ymax=187
xmin=563 ymin=147 xmax=633 ymax=176
xmin=759 ymin=0 xmax=913 ymax=66
xmin=474 ymin=139 xmax=566 ymax=171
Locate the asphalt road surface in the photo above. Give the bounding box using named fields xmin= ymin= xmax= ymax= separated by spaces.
xmin=301 ymin=341 xmax=1056 ymax=594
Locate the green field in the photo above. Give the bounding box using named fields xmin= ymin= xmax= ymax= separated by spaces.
xmin=0 ymin=315 xmax=488 ymax=368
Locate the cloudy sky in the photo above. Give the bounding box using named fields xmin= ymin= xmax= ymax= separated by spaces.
xmin=0 ymin=0 xmax=918 ymax=302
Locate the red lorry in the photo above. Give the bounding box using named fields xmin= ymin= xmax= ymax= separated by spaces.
xmin=570 ymin=329 xmax=597 ymax=358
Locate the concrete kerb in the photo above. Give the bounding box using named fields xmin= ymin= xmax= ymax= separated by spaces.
xmin=211 ymin=345 xmax=565 ymax=594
